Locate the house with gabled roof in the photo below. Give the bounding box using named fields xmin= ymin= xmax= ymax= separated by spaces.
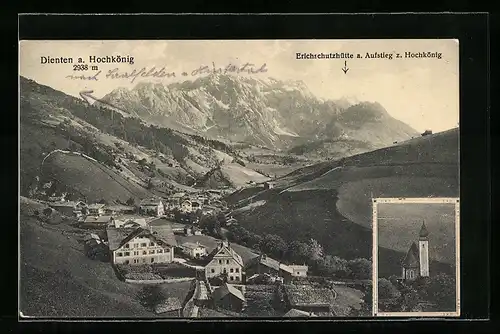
xmin=80 ymin=215 xmax=114 ymax=229
xmin=181 ymin=241 xmax=207 ymax=259
xmin=49 ymin=201 xmax=87 ymax=216
xmin=88 ymin=203 xmax=106 ymax=216
xmin=205 ymin=240 xmax=244 ymax=284
xmin=277 ymin=284 xmax=335 ymax=316
xmin=211 ymin=283 xmax=246 ymax=312
xmin=106 ymin=224 xmax=177 ymax=265
xmin=246 ymin=254 xmax=285 ymax=278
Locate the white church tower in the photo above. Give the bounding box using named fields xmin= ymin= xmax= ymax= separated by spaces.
xmin=418 ymin=220 xmax=430 ymax=277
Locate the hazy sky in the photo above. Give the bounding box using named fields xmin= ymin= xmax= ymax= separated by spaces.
xmin=377 ymin=202 xmax=457 ymax=264
xmin=19 ymin=39 xmax=459 ymax=132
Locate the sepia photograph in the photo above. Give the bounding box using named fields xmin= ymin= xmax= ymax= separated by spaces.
xmin=373 ymin=198 xmax=460 ymax=317
xmin=19 ymin=39 xmax=459 ymax=319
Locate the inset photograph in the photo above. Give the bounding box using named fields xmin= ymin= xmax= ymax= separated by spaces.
xmin=372 ymin=198 xmax=460 ymax=317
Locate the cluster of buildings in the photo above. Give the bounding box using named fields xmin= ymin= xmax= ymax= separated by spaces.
xmin=136 ymin=192 xmax=228 ymax=219
xmin=191 ymin=240 xmax=356 ymax=316
xmin=47 ymin=190 xmax=228 ymax=231
xmin=46 ymin=195 xmax=354 ymax=317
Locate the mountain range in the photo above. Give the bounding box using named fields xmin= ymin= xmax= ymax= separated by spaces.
xmin=101 ymin=74 xmax=420 ymax=151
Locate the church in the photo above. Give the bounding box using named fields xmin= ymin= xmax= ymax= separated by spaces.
xmin=400 ymin=221 xmax=430 ymax=281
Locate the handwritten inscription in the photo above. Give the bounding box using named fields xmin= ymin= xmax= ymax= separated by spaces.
xmin=191 ymin=62 xmax=268 ymax=76
xmin=65 ymin=62 xmax=268 ymax=82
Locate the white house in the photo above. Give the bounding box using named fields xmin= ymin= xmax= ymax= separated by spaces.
xmin=288 ymin=265 xmax=309 ymax=277
xmin=180 ymin=242 xmax=207 ymax=259
xmin=87 ymin=203 xmax=106 ymax=216
xmin=139 ymin=198 xmax=165 ymax=217
xmin=205 ymin=240 xmax=244 ymax=283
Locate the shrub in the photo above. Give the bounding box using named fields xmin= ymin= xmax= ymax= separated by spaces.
xmin=347 ymin=258 xmax=371 ymax=280
xmin=378 ymin=278 xmax=401 ymax=299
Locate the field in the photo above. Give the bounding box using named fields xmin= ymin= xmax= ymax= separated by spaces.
xmin=117 ymin=263 xmax=196 ymax=281
xmin=20 ymin=214 xmax=150 ymax=317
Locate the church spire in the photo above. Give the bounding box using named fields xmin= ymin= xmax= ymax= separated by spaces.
xmin=419 ymin=220 xmax=429 ymax=239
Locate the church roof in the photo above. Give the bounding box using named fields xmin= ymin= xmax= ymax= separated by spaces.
xmin=419 ymin=221 xmax=429 ymax=238
xmin=401 ymin=242 xmax=420 ymax=268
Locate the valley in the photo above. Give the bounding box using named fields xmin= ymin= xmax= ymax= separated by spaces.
xmin=19 ymin=74 xmax=459 ymax=318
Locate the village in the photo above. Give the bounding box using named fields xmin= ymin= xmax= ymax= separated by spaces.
xmin=39 ymin=187 xmax=367 ymax=318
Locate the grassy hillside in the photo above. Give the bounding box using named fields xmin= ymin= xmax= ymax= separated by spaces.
xmin=19 ymin=199 xmax=193 ymax=318
xmin=20 ymin=215 xmax=151 ymax=317
xmin=228 ymin=129 xmax=459 ymax=261
xmin=20 ymin=76 xmax=301 ymax=198
xmin=288 ymin=138 xmax=374 ymax=160
xmin=41 ymin=151 xmax=153 ymax=204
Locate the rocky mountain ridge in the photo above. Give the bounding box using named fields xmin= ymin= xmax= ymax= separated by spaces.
xmin=101 ymin=73 xmax=420 ymax=151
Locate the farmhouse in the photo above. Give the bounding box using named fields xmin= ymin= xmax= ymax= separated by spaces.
xmin=139 ymin=198 xmax=165 ymax=217
xmin=87 ymin=203 xmax=106 ymax=216
xmin=205 ymin=240 xmax=244 ymax=284
xmin=277 ymin=284 xmax=334 ymax=316
xmin=180 ymin=242 xmax=207 ymax=259
xmin=211 ymin=283 xmax=246 ymax=313
xmin=80 ymin=215 xmax=114 ymax=229
xmin=49 ymin=201 xmax=87 ymax=217
xmin=246 ymin=254 xmax=287 ymax=278
xmin=106 ymin=225 xmax=177 ymax=265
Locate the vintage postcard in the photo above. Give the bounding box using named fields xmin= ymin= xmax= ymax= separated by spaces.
xmin=19 ymin=39 xmax=459 ymax=319
xmin=372 ymin=197 xmax=460 ymax=317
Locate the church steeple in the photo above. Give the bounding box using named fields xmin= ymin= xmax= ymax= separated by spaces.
xmin=418 ymin=220 xmax=430 ymax=277
xmin=419 ymin=220 xmax=429 ymax=240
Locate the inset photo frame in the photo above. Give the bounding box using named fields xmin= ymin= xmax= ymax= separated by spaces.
xmin=372 ymin=197 xmax=460 ymax=317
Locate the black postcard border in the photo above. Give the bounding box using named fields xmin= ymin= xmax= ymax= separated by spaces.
xmin=12 ymin=13 xmax=491 ymax=333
